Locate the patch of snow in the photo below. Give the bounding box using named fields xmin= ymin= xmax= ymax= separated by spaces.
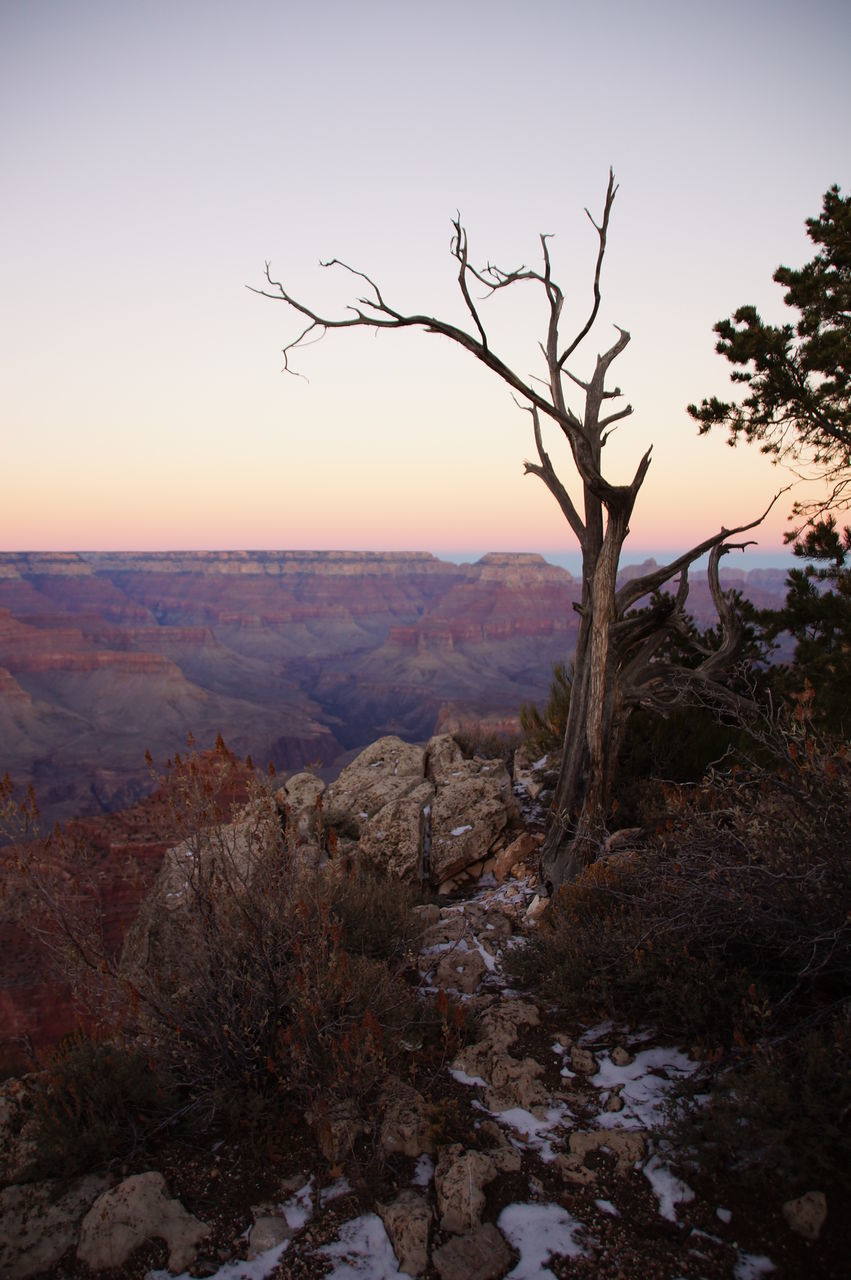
xmin=489 ymin=1104 xmax=571 ymax=1162
xmin=317 ymin=1213 xmax=407 ymax=1278
xmin=551 ymin=1042 xmax=565 ymax=1056
xmin=594 ymin=1199 xmax=620 ymax=1217
xmin=498 ymin=1202 xmax=587 ymax=1277
xmin=149 ymin=1241 xmax=290 ymax=1280
xmin=320 ymin=1178 xmax=352 ymax=1205
xmin=532 ymin=754 xmax=548 ymax=769
xmin=592 ymin=1045 xmax=698 ymax=1130
xmin=451 ymin=1066 xmax=489 ymax=1088
xmin=716 ymin=1206 xmax=732 ymax=1224
xmin=734 ymin=1253 xmax=776 ymax=1280
xmin=283 ymin=1180 xmax=314 ymax=1230
xmin=450 ymin=824 xmax=473 ymax=836
xmin=578 ymin=1020 xmax=615 ymax=1044
xmin=412 ymin=1153 xmax=434 ymax=1186
xmin=642 ymin=1154 xmax=695 ymax=1222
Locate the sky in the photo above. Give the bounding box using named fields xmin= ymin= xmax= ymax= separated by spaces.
xmin=2 ymin=0 xmax=848 ymax=565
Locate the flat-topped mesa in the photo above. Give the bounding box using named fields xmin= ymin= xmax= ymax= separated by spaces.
xmin=473 ymin=552 xmax=574 ymax=587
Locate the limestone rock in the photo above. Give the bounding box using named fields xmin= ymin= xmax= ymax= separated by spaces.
xmin=77 ymin=1171 xmax=210 ymax=1273
xmin=324 ymin=737 xmax=426 ymax=836
xmin=485 ymin=1054 xmax=548 ymax=1112
xmin=567 ymin=1129 xmax=646 ymax=1175
xmin=570 ymin=1045 xmax=597 ymax=1075
xmin=478 ymin=1120 xmax=523 ymax=1173
xmin=611 ymin=1045 xmax=633 ymax=1067
xmin=782 ymin=1190 xmax=827 ymax=1241
xmin=554 ymin=1155 xmax=598 ymax=1186
xmin=248 ymin=1214 xmax=293 ymax=1258
xmin=493 ymin=832 xmax=539 ymax=884
xmin=430 ymin=760 xmax=515 ymax=884
xmin=435 ymin=1146 xmax=498 ymax=1234
xmin=359 ymin=781 xmax=435 ymax=882
xmin=377 ymin=1189 xmax=431 ymax=1277
xmin=0 ymin=1176 xmax=108 ymax=1280
xmin=432 ymin=1223 xmax=514 ymax=1280
xmin=435 ymin=945 xmax=486 ymax=994
xmin=312 ymin=1098 xmax=363 ymax=1165
xmin=478 ymin=999 xmax=540 ymax=1053
xmin=379 ymin=1080 xmax=435 ymax=1159
xmin=277 ymin=771 xmax=326 ymax=862
xmin=425 ymin=734 xmax=467 ymax=783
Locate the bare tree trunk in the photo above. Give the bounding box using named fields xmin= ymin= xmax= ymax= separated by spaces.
xmin=253 ymin=171 xmax=779 ymax=895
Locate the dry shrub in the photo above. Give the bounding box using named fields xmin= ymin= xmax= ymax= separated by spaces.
xmin=511 ymin=722 xmax=851 ymax=1190
xmin=25 ymin=1034 xmax=174 ymax=1180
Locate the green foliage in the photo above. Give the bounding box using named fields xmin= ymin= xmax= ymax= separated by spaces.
xmin=27 ymin=1034 xmax=173 ymax=1179
xmin=688 ymin=183 xmax=850 ymax=525
xmin=761 ymin=516 xmax=851 ymax=734
xmin=519 ymin=661 xmax=572 ymax=754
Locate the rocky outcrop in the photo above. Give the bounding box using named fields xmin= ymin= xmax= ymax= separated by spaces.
xmin=0 ymin=1175 xmax=109 ymax=1280
xmin=76 ymin=1171 xmax=210 ymax=1272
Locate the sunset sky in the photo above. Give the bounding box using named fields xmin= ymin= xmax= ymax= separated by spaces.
xmin=2 ymin=0 xmax=848 ymax=566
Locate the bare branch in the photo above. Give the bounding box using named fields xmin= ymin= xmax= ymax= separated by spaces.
xmin=558 ymin=167 xmax=618 ymax=367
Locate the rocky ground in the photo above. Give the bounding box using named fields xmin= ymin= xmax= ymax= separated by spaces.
xmin=0 ymin=741 xmax=844 ymax=1278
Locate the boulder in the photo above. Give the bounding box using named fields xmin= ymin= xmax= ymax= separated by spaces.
xmin=277 ymin=771 xmax=326 ymax=862
xmin=379 ymin=1080 xmax=436 ymax=1159
xmin=77 ymin=1171 xmax=210 ymax=1273
xmin=377 ymin=1189 xmax=431 ymax=1277
xmin=782 ymin=1190 xmax=827 ymax=1241
xmin=248 ymin=1214 xmax=293 ymax=1258
xmin=432 ymin=1223 xmax=514 ymax=1280
xmin=567 ymin=1129 xmax=646 ymax=1175
xmin=430 ymin=762 xmax=515 ymax=884
xmin=485 ymin=1054 xmax=548 ymax=1112
xmin=435 ymin=1146 xmax=498 ymax=1234
xmin=493 ymin=832 xmax=539 ymax=883
xmin=0 ymin=1176 xmax=108 ymax=1280
xmin=359 ymin=781 xmax=435 ymax=882
xmin=426 ymin=734 xmax=468 ymax=783
xmin=435 ymin=945 xmax=486 ymax=994
xmin=323 ymin=737 xmax=426 ymax=836
xmin=312 ymin=1097 xmax=364 ymax=1165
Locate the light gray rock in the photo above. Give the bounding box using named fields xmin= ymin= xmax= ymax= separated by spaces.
xmin=432 ymin=1223 xmax=513 ymax=1280
xmin=324 ymin=737 xmax=426 ymax=835
xmin=379 ymin=1080 xmax=435 ymax=1159
xmin=782 ymin=1190 xmax=827 ymax=1241
xmin=359 ymin=781 xmax=435 ymax=882
xmin=485 ymin=1054 xmax=548 ymax=1112
xmin=248 ymin=1214 xmax=293 ymax=1258
xmin=610 ymin=1045 xmax=633 ymax=1067
xmin=567 ymin=1129 xmax=646 ymax=1175
xmin=570 ymin=1045 xmax=598 ymax=1075
xmin=425 ymin=734 xmax=467 ymax=783
xmin=377 ymin=1189 xmax=431 ymax=1277
xmin=435 ymin=945 xmax=486 ymax=994
xmin=435 ymin=1146 xmax=498 ymax=1235
xmin=430 ymin=763 xmax=515 ymax=885
xmin=0 ymin=1176 xmax=108 ymax=1280
xmin=277 ymin=771 xmax=326 ymax=862
xmin=77 ymin=1171 xmax=210 ymax=1273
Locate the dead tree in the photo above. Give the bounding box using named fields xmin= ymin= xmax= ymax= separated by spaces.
xmin=252 ymin=172 xmax=776 ymax=890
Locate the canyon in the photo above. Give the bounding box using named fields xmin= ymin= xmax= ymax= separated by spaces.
xmin=0 ymin=549 xmax=789 ymax=1064
xmin=0 ymin=549 xmax=791 ymax=830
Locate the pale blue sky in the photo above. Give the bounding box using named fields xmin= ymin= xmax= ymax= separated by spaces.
xmin=2 ymin=0 xmax=848 ymax=563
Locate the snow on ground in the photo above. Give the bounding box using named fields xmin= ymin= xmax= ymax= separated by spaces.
xmin=498 ymin=1201 xmax=587 ymax=1277
xmin=317 ymin=1214 xmax=408 ymax=1279
xmin=642 ymin=1153 xmax=695 ymax=1222
xmin=595 ymin=1198 xmax=620 ymax=1216
xmin=592 ymin=1045 xmax=698 ymax=1130
xmin=412 ymin=1153 xmax=434 ymax=1186
xmin=283 ymin=1180 xmax=314 ymax=1230
xmin=148 ymin=1241 xmax=290 ymax=1280
xmin=733 ymin=1252 xmax=776 ymax=1279
xmin=485 ymin=1103 xmax=571 ymax=1163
